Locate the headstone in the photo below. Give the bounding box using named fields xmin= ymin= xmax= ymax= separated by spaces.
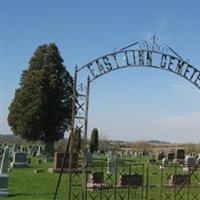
xmin=138 ymin=151 xmax=143 ymax=158
xmin=48 ymin=152 xmax=78 ymax=173
xmin=85 ymin=152 xmax=92 ymax=166
xmin=119 ymin=174 xmax=143 ymax=187
xmin=175 ymin=148 xmax=185 ymax=159
xmin=0 ymin=146 xmax=9 ymax=197
xmin=11 ymin=144 xmax=18 ymax=157
xmin=37 ymin=146 xmax=43 ymax=157
xmin=160 ymin=157 xmax=168 ymax=169
xmin=157 ymin=152 xmax=165 ymax=161
xmin=21 ymin=146 xmax=25 ymax=152
xmin=87 ymin=172 xmax=106 ymax=190
xmin=166 ymin=152 xmax=175 ymax=161
xmin=185 ymin=155 xmax=196 ymax=169
xmin=54 ymin=153 xmax=68 ymax=168
xmin=28 ymin=147 xmax=32 ymax=155
xmin=107 ymin=155 xmax=115 ymax=174
xmin=169 ymin=175 xmax=190 ymax=186
xmin=90 ymin=172 xmax=104 ymax=184
xmin=0 ymin=147 xmax=9 ymax=175
xmin=192 ymin=152 xmax=196 ymax=158
xmin=173 ymin=148 xmax=185 ymax=164
xmin=10 ymin=152 xmax=28 ymax=168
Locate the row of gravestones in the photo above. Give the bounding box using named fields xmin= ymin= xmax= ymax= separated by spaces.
xmin=156 ymin=148 xmax=185 ymax=162
xmin=0 ymin=143 xmax=56 ymax=163
xmin=87 ymin=172 xmax=192 ymax=189
xmin=0 ymin=143 xmax=56 ymax=173
xmin=0 ymin=143 xmax=44 ymax=157
xmin=48 ymin=151 xmax=118 ymax=176
xmin=0 ymin=143 xmax=56 ymax=197
xmin=156 ymin=148 xmax=200 ymax=162
xmin=94 ymin=149 xmax=148 ymax=158
xmin=10 ymin=144 xmax=44 ymax=157
xmin=156 ymin=148 xmax=200 ymax=172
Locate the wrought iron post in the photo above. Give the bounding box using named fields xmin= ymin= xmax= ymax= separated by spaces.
xmin=82 ymin=76 xmax=90 ymax=200
xmin=68 ymin=67 xmax=78 ymax=200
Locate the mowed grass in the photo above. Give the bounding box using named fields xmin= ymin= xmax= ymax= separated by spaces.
xmin=1 ymin=156 xmax=149 ymax=200
xmin=1 ymin=157 xmax=67 ymax=200
xmin=1 ymin=156 xmax=200 ymax=200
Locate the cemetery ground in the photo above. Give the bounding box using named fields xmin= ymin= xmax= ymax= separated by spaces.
xmin=1 ymin=156 xmax=67 ymax=200
xmin=1 ymin=137 xmax=200 ymax=200
xmin=1 ymin=154 xmax=200 ymax=200
xmin=0 ymin=155 xmax=150 ymax=200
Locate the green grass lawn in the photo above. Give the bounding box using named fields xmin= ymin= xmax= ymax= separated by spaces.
xmin=2 ymin=157 xmax=67 ymax=200
xmin=1 ymin=156 xmax=200 ymax=200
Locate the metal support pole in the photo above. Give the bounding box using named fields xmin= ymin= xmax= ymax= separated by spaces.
xmin=53 ymin=133 xmax=72 ymax=200
xmin=68 ymin=67 xmax=78 ymax=200
xmin=82 ymin=76 xmax=90 ymax=200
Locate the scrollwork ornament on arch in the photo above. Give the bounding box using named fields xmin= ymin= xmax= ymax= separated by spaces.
xmin=139 ymin=41 xmax=148 ymax=50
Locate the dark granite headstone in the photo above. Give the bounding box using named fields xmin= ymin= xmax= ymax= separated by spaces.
xmin=169 ymin=175 xmax=190 ymax=186
xmin=13 ymin=152 xmax=27 ymax=163
xmin=157 ymin=152 xmax=165 ymax=161
xmin=167 ymin=153 xmax=175 ymax=161
xmin=175 ymin=149 xmax=185 ymax=160
xmin=10 ymin=152 xmax=28 ymax=168
xmin=90 ymin=172 xmax=104 ymax=184
xmin=119 ymin=175 xmax=143 ymax=187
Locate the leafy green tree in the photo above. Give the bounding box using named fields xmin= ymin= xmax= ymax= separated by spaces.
xmin=8 ymin=43 xmax=73 ymax=156
xmin=90 ymin=128 xmax=99 ymax=153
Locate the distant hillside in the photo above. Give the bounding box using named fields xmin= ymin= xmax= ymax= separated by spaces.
xmin=148 ymin=140 xmax=171 ymax=144
xmin=0 ymin=134 xmax=28 ymax=144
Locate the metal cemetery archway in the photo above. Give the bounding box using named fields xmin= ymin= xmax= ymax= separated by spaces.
xmin=54 ymin=36 xmax=200 ymax=200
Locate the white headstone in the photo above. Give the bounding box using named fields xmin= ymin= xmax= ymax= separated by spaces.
xmin=161 ymin=157 xmax=167 ymax=168
xmin=0 ymin=146 xmax=9 ymax=196
xmin=107 ymin=155 xmax=115 ymax=174
xmin=185 ymin=155 xmax=196 ymax=168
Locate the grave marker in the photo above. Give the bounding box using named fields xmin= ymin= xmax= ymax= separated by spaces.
xmin=0 ymin=146 xmax=9 ymax=197
xmin=169 ymin=175 xmax=190 ymax=186
xmin=10 ymin=152 xmax=28 ymax=168
xmin=119 ymin=174 xmax=143 ymax=187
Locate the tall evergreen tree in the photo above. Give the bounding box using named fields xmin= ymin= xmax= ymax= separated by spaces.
xmin=90 ymin=128 xmax=99 ymax=153
xmin=8 ymin=43 xmax=73 ymax=156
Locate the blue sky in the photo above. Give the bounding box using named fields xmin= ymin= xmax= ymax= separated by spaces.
xmin=1 ymin=1 xmax=200 ymax=143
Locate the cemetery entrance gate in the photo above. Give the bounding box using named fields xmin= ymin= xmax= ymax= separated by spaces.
xmin=55 ymin=36 xmax=200 ymax=200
